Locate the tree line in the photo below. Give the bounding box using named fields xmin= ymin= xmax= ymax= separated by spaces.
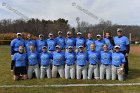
xmin=0 ymin=18 xmax=140 ymax=42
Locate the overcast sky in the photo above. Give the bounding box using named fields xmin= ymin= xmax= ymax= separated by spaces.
xmin=0 ymin=0 xmax=140 ymax=27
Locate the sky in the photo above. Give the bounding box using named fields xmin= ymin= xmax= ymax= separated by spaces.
xmin=0 ymin=0 xmax=140 ymax=27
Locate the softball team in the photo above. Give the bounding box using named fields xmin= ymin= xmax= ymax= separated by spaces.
xmin=10 ymin=28 xmax=129 ymax=81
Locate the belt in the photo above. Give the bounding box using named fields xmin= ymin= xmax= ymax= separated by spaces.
xmin=29 ymin=64 xmax=37 ymax=66
xmin=54 ymin=65 xmax=61 ymax=67
xmin=78 ymin=65 xmax=85 ymax=67
xmin=90 ymin=64 xmax=96 ymax=65
xmin=49 ymin=50 xmax=54 ymax=51
xmin=102 ymin=64 xmax=110 ymax=66
xmin=41 ymin=65 xmax=49 ymax=67
xmin=67 ymin=64 xmax=74 ymax=66
xmin=113 ymin=65 xmax=121 ymax=67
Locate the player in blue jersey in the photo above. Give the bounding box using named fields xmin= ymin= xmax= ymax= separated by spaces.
xmin=75 ymin=32 xmax=86 ymax=53
xmin=114 ymin=28 xmax=130 ymax=77
xmin=65 ymin=46 xmax=76 ymax=79
xmin=36 ymin=34 xmax=47 ymax=53
xmin=100 ymin=44 xmax=112 ymax=80
xmin=95 ymin=34 xmax=105 ymax=52
xmin=12 ymin=46 xmax=27 ymax=81
xmin=46 ymin=33 xmax=56 ymax=54
xmin=27 ymin=45 xmax=40 ymax=79
xmin=40 ymin=46 xmax=52 ymax=79
xmin=104 ymin=32 xmax=115 ymax=51
xmin=86 ymin=33 xmax=95 ymax=51
xmin=87 ymin=44 xmax=100 ymax=80
xmin=76 ymin=45 xmax=87 ymax=79
xmin=10 ymin=33 xmax=25 ymax=71
xmin=112 ymin=45 xmax=126 ymax=81
xmin=52 ymin=45 xmax=65 ymax=78
xmin=56 ymin=31 xmax=65 ymax=51
xmin=65 ymin=31 xmax=76 ymax=52
xmin=25 ymin=34 xmax=36 ymax=54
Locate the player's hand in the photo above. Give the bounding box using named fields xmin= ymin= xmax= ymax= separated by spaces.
xmin=11 ymin=55 xmax=13 ymax=58
xmin=125 ymin=53 xmax=128 ymax=57
xmin=118 ymin=68 xmax=123 ymax=75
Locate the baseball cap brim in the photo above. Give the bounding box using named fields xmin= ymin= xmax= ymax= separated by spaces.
xmin=78 ymin=46 xmax=84 ymax=48
xmin=96 ymin=34 xmax=101 ymax=37
xmin=17 ymin=33 xmax=22 ymax=35
xmin=114 ymin=45 xmax=120 ymax=48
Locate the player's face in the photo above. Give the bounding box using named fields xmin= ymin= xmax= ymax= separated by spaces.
xmin=88 ymin=33 xmax=92 ymax=39
xmin=39 ymin=35 xmax=43 ymax=40
xmin=90 ymin=44 xmax=95 ymax=50
xmin=49 ymin=35 xmax=53 ymax=39
xmin=103 ymin=45 xmax=108 ymax=51
xmin=19 ymin=46 xmax=24 ymax=53
xmin=77 ymin=34 xmax=81 ymax=38
xmin=105 ymin=33 xmax=110 ymax=38
xmin=97 ymin=36 xmax=101 ymax=40
xmin=79 ymin=47 xmax=84 ymax=52
xmin=117 ymin=31 xmax=122 ymax=36
xmin=58 ymin=33 xmax=62 ymax=37
xmin=42 ymin=48 xmax=47 ymax=52
xmin=56 ymin=48 xmax=61 ymax=52
xmin=68 ymin=48 xmax=73 ymax=52
xmin=115 ymin=48 xmax=120 ymax=52
xmin=17 ymin=34 xmax=22 ymax=38
xmin=27 ymin=34 xmax=32 ymax=39
xmin=30 ymin=46 xmax=35 ymax=52
xmin=67 ymin=33 xmax=71 ymax=37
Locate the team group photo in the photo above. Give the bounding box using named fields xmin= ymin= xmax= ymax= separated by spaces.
xmin=1 ymin=0 xmax=140 ymax=93
xmin=11 ymin=28 xmax=129 ymax=81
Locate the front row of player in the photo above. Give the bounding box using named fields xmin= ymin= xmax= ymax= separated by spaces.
xmin=12 ymin=44 xmax=125 ymax=81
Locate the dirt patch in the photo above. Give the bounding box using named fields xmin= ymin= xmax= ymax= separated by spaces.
xmin=130 ymin=45 xmax=140 ymax=55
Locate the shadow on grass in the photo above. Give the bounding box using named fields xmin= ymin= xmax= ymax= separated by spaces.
xmin=127 ymin=68 xmax=140 ymax=80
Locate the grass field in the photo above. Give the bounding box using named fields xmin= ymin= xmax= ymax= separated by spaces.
xmin=0 ymin=45 xmax=140 ymax=93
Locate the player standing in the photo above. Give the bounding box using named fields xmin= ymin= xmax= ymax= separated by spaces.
xmin=65 ymin=46 xmax=76 ymax=79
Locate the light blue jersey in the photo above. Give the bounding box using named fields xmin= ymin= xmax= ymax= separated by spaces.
xmin=27 ymin=52 xmax=39 ymax=65
xmin=46 ymin=39 xmax=56 ymax=51
xmin=25 ymin=40 xmax=36 ymax=53
xmin=114 ymin=36 xmax=129 ymax=51
xmin=36 ymin=40 xmax=47 ymax=53
xmin=76 ymin=51 xmax=87 ymax=66
xmin=65 ymin=51 xmax=76 ymax=65
xmin=40 ymin=52 xmax=52 ymax=66
xmin=112 ymin=52 xmax=126 ymax=66
xmin=87 ymin=50 xmax=100 ymax=65
xmin=56 ymin=36 xmax=65 ymax=50
xmin=95 ymin=39 xmax=105 ymax=52
xmin=52 ymin=51 xmax=65 ymax=66
xmin=86 ymin=38 xmax=95 ymax=51
xmin=10 ymin=38 xmax=25 ymax=55
xmin=12 ymin=52 xmax=27 ymax=67
xmin=100 ymin=51 xmax=112 ymax=65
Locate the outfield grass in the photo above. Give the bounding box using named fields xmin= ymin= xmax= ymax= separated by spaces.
xmin=0 ymin=45 xmax=140 ymax=93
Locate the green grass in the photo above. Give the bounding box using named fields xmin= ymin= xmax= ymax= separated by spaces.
xmin=0 ymin=45 xmax=140 ymax=93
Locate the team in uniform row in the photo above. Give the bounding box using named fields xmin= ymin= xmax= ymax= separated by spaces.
xmin=10 ymin=28 xmax=130 ymax=81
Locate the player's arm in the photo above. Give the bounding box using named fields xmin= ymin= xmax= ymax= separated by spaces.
xmin=10 ymin=40 xmax=15 ymax=56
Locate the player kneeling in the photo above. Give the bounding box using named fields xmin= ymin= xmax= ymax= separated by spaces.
xmin=112 ymin=45 xmax=125 ymax=81
xmin=40 ymin=46 xmax=52 ymax=79
xmin=12 ymin=46 xmax=27 ymax=81
xmin=100 ymin=44 xmax=112 ymax=80
xmin=65 ymin=46 xmax=76 ymax=79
